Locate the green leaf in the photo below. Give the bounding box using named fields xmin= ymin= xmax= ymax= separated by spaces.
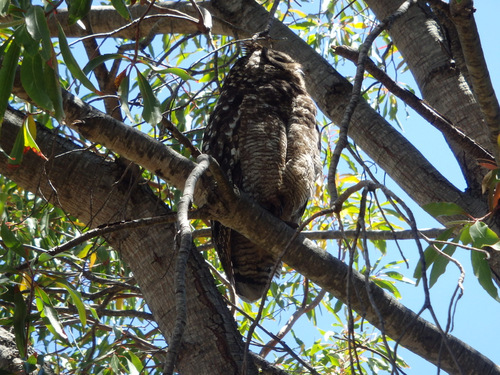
xmin=8 ymin=115 xmax=47 ymax=167
xmin=118 ymin=73 xmax=134 ymax=122
xmin=110 ymin=0 xmax=131 ymax=20
xmin=25 ymin=5 xmax=52 ymax=61
xmin=0 ymin=39 xmax=20 ymax=125
xmin=471 ymin=249 xmax=500 ymax=302
xmin=429 ymin=241 xmax=457 ymax=287
xmin=422 ymin=202 xmax=466 ymax=218
xmin=27 ymin=354 xmax=37 ymax=365
xmin=136 ymin=70 xmax=162 ymax=125
xmin=44 ymin=54 xmax=64 ymax=122
xmin=127 ymin=351 xmax=143 ymax=373
xmin=413 ymin=227 xmax=454 ymax=282
xmin=37 ymin=252 xmax=53 ymax=263
xmin=82 ymin=53 xmax=124 ymax=75
xmin=126 ymin=357 xmax=140 ymax=375
xmin=150 ymin=66 xmax=196 ymax=81
xmin=34 ymin=285 xmax=51 ymax=305
xmin=1 ymin=222 xmax=26 ymax=257
xmin=13 ymin=286 xmax=27 ymax=358
xmin=110 ymin=354 xmax=121 ymax=373
xmin=372 ymin=278 xmax=401 ymax=298
xmin=21 ymin=54 xmax=55 ymax=110
xmin=8 ymin=119 xmax=26 ymax=168
xmin=14 ymin=25 xmax=39 ymax=56
xmin=67 ymin=0 xmax=92 ymax=25
xmin=0 ymin=0 xmax=10 ymax=16
xmin=459 ymin=223 xmax=472 ymax=244
xmin=23 ymin=115 xmax=47 ymax=160
xmin=58 ymin=23 xmax=100 ymax=94
xmin=469 ymin=221 xmax=499 ymax=248
xmin=56 ymin=282 xmax=87 ymax=327
xmin=35 ymin=286 xmax=67 ymax=340
xmin=42 ymin=302 xmax=68 ymax=339
xmin=384 ymin=270 xmax=415 ymax=285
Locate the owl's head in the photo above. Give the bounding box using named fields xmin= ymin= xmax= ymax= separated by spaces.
xmin=242 ymin=44 xmax=306 ymax=87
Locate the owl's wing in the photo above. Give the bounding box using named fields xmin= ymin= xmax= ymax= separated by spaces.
xmin=211 ymin=221 xmax=234 ymax=285
xmin=237 ymin=95 xmax=287 ymax=217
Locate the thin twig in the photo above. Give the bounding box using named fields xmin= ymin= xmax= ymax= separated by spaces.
xmin=259 ymin=288 xmax=326 ymax=358
xmin=192 ymin=227 xmax=450 ymax=241
xmin=327 ymin=0 xmax=417 ymax=202
xmin=358 ymin=188 xmax=399 ymax=372
xmin=13 ymin=211 xmax=206 ymax=273
xmin=160 ymin=117 xmax=201 ymax=157
xmin=420 ymin=235 xmax=465 ymax=334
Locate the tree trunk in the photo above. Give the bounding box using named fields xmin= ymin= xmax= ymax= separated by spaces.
xmin=0 ymin=108 xmax=257 ymax=375
xmin=364 ymin=0 xmax=490 ymax=189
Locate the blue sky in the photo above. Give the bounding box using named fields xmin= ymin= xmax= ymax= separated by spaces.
xmin=358 ymin=2 xmax=500 ymax=373
xmin=265 ymin=1 xmax=500 ymax=374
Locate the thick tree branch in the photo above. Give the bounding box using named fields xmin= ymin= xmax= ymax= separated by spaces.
xmin=7 ymin=2 xmax=477 ymax=213
xmin=1 ymin=107 xmax=257 ymax=375
xmin=3 ymin=106 xmax=499 ymax=374
xmin=450 ymin=0 xmax=500 ymax=161
xmin=164 ymin=155 xmax=211 ymax=374
xmin=333 ymin=45 xmax=493 ymax=163
xmin=365 ymin=0 xmax=490 ymax=189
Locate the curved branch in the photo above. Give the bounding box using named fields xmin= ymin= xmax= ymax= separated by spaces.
xmin=164 ymin=155 xmax=211 ymax=374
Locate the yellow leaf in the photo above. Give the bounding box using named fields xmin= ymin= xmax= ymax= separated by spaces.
xmin=115 ymin=297 xmax=124 ymax=310
xmin=338 ymin=174 xmax=360 ymax=184
xmin=289 ymin=8 xmax=307 ymax=18
xmin=20 ymin=274 xmax=32 ymax=292
xmin=89 ymin=252 xmax=97 ymax=269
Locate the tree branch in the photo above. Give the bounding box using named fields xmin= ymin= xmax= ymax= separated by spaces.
xmin=333 ymin=44 xmax=493 ymax=162
xmin=3 ymin=102 xmax=500 ymax=375
xmin=164 ymin=155 xmax=211 ymax=375
xmin=450 ymin=0 xmax=500 ymax=161
xmin=1 ymin=107 xmax=258 ymax=375
xmin=327 ymin=0 xmax=417 ymax=201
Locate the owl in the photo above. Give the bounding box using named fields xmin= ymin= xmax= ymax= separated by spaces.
xmin=202 ymin=46 xmax=321 ymax=302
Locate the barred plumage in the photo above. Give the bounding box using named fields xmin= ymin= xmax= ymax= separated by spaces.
xmin=203 ymin=46 xmax=321 ymax=302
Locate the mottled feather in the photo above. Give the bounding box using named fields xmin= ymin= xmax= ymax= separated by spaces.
xmin=203 ymin=46 xmax=321 ymax=302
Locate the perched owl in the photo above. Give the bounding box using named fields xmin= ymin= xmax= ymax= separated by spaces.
xmin=203 ymin=46 xmax=321 ymax=302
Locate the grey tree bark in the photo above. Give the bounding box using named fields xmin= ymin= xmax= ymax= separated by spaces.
xmin=0 ymin=108 xmax=257 ymax=375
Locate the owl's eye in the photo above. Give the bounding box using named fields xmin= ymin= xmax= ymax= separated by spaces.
xmin=271 ymin=54 xmax=288 ymax=63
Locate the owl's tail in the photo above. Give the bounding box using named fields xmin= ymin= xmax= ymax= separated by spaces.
xmin=229 ymin=231 xmax=281 ymax=303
